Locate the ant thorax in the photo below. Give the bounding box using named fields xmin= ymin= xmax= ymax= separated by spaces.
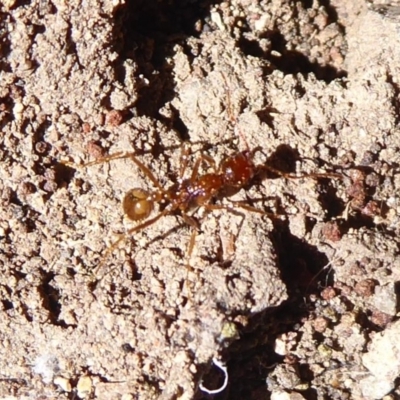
xmin=220 ymin=151 xmax=256 ymax=188
xmin=168 ymin=173 xmax=225 ymax=211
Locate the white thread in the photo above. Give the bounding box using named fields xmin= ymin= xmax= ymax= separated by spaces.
xmin=199 ymin=358 xmax=228 ymax=395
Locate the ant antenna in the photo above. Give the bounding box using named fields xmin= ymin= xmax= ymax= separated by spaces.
xmin=220 ymin=71 xmax=251 ymax=152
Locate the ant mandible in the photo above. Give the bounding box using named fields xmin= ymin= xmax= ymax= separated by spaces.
xmin=71 ymin=138 xmax=341 ymax=270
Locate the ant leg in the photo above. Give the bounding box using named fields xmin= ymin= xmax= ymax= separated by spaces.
xmin=220 ymin=71 xmax=236 ymax=124
xmin=93 ymin=209 xmax=170 ymax=277
xmin=177 ymin=141 xmax=219 ymax=182
xmin=180 ymin=214 xmax=202 ymax=302
xmin=179 ymin=143 xmax=191 ymax=179
xmin=179 ymin=144 xmax=217 ymax=181
xmin=204 ymin=203 xmax=283 ymax=219
xmin=191 ymin=153 xmax=218 ymax=181
xmin=250 ymin=147 xmax=343 ymax=180
xmin=187 ymin=229 xmax=197 ymax=266
xmin=181 ymin=213 xmax=200 ymax=266
xmin=127 ymin=153 xmax=165 ymax=191
xmin=220 ymin=71 xmax=252 ymax=152
xmin=200 ymin=203 xmax=281 ymax=265
xmin=260 ymin=164 xmax=343 ymax=181
xmin=64 ymin=151 xmax=166 ymax=191
xmin=179 ymin=227 xmax=198 ymax=302
xmin=62 ymin=151 xmax=126 ymax=168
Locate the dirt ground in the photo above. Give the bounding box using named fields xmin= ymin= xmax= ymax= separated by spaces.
xmin=1 ymin=0 xmax=400 ymax=399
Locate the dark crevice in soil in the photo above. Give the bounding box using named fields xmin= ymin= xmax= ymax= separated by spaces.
xmin=31 ymin=22 xmax=45 ymax=38
xmin=38 ymin=270 xmax=70 ymax=328
xmin=385 ymin=72 xmax=400 ymax=125
xmin=32 ymin=119 xmax=52 ymax=152
xmin=162 ymin=104 xmax=191 ymax=142
xmin=111 ymin=0 xmax=222 ymax=119
xmin=265 ymin=144 xmax=302 ymax=175
xmin=52 ymin=162 xmax=76 ymax=186
xmin=13 ymin=0 xmax=32 ymax=7
xmin=272 ymin=221 xmax=333 ymax=294
xmin=267 ymin=32 xmax=346 ymax=82
xmin=317 ymin=182 xmax=345 ymax=219
xmin=196 ymin=222 xmax=333 ymax=400
xmin=318 ymin=0 xmax=341 ymax=23
xmin=0 ymin=13 xmax=12 ymax=73
xmin=1 ymin=299 xmax=13 ymax=311
xmin=296 ymin=0 xmax=313 ymax=8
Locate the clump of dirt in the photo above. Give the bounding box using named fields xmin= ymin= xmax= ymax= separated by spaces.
xmin=1 ymin=0 xmax=400 ymax=399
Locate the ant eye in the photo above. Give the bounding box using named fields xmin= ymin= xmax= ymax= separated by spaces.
xmin=122 ymin=188 xmax=153 ymax=221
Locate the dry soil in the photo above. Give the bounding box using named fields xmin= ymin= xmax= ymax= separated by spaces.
xmin=1 ymin=0 xmax=400 ymax=399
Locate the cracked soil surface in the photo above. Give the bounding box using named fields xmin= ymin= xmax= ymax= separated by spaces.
xmin=1 ymin=0 xmax=400 ymax=399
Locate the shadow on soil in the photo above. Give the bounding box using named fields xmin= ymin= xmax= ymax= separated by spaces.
xmin=103 ymin=2 xmax=350 ymax=398
xmin=110 ymin=0 xmax=347 ymax=138
xmin=195 ymin=220 xmax=333 ymax=400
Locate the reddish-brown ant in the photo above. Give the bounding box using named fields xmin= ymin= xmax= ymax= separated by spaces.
xmin=67 ymin=141 xmax=341 ymax=272
xmin=65 ymin=74 xmax=342 ymax=273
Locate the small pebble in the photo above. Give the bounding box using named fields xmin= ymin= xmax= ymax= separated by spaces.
xmin=271 ymin=391 xmax=306 ymax=400
xmin=77 ymin=375 xmax=92 ymax=398
xmin=354 ymin=279 xmax=375 ymax=297
xmin=313 ymin=317 xmax=328 ymax=333
xmin=13 ymin=102 xmax=24 ymax=114
xmin=53 ymin=376 xmax=72 ymax=392
xmin=372 ymin=283 xmax=397 ymax=315
xmin=105 ymin=109 xmax=123 ymax=126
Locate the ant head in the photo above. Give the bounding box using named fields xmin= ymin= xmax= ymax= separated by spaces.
xmin=123 ymin=188 xmax=154 ymax=221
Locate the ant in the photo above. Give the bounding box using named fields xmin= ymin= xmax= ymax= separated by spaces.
xmin=67 ymin=137 xmax=341 ymax=273
xmin=65 ymin=74 xmax=342 ymax=275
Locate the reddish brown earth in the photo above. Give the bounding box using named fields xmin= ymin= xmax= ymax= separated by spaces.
xmin=1 ymin=1 xmax=400 ymax=399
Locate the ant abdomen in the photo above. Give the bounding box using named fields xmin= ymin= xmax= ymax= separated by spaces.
xmin=123 ymin=188 xmax=154 ymax=221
